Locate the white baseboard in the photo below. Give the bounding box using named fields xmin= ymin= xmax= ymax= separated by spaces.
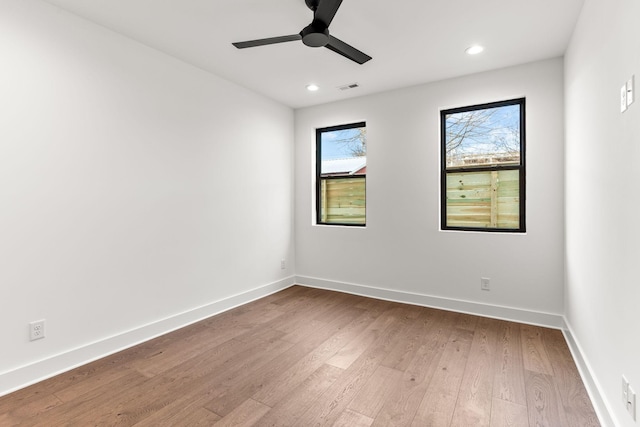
xmin=0 ymin=276 xmax=295 ymax=398
xmin=562 ymin=319 xmax=616 ymax=427
xmin=296 ymin=275 xmax=564 ymax=329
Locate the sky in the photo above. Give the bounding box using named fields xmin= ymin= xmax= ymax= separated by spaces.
xmin=446 ymin=103 xmax=521 ymax=157
xmin=320 ymin=127 xmax=366 ymax=160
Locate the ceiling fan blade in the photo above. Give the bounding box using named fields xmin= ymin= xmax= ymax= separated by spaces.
xmin=233 ymin=34 xmax=301 ymax=49
xmin=325 ymin=35 xmax=372 ymax=64
xmin=314 ymin=0 xmax=343 ymax=27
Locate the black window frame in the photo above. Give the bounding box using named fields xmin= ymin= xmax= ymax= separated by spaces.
xmin=316 ymin=121 xmax=367 ymax=227
xmin=440 ymin=98 xmax=526 ymax=233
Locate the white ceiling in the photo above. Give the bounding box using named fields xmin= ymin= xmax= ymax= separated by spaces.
xmin=42 ymin=0 xmax=585 ymax=109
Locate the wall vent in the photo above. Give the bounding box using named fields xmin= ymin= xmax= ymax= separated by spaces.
xmin=338 ymin=83 xmax=360 ymax=91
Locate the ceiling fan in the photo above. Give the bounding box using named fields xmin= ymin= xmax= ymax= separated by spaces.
xmin=232 ymin=0 xmax=372 ymax=65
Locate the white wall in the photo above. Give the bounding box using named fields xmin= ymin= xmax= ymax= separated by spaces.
xmin=0 ymin=0 xmax=294 ymax=394
xmin=295 ymin=58 xmax=565 ymax=322
xmin=565 ymin=0 xmax=640 ymax=425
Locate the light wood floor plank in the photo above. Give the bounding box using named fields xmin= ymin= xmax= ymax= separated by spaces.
xmin=450 ymin=316 xmax=500 ymax=427
xmin=489 ymin=398 xmax=528 ymax=427
xmin=521 ymin=324 xmax=554 ymax=375
xmin=380 ymin=308 xmax=434 ymax=371
xmin=525 ymin=369 xmax=564 ymax=427
xmin=372 ymin=310 xmax=457 ymax=426
xmin=28 ymin=370 xmax=159 ymax=426
xmin=347 ymin=365 xmax=403 ymax=418
xmin=0 ymin=286 xmax=600 ymax=426
xmin=252 ymin=308 xmax=378 ymax=407
xmin=333 ymin=409 xmax=374 ymax=427
xmin=410 ymin=327 xmax=475 ymax=427
xmin=456 ymin=312 xmax=480 ymax=331
xmin=213 ymin=398 xmax=270 ymax=427
xmin=203 ymin=304 xmax=364 ymax=416
xmin=128 ymin=324 xmax=263 ymax=378
xmin=0 ymin=392 xmax=63 ymax=426
xmin=132 ymin=393 xmax=222 ymax=426
xmin=325 ymin=307 xmax=397 ymax=370
xmin=542 ymin=328 xmax=600 ymax=427
xmin=254 ymin=364 xmax=343 ymax=427
xmin=493 ymin=321 xmax=527 ymax=405
xmin=296 ymin=310 xmax=406 ymax=425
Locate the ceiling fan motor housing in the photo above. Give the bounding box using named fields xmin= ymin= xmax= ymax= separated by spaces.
xmin=301 ymin=22 xmax=329 ymax=47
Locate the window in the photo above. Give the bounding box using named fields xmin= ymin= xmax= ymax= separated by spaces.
xmin=316 ymin=122 xmax=366 ymax=226
xmin=441 ymin=98 xmax=525 ymax=232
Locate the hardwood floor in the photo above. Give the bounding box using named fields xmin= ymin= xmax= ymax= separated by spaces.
xmin=0 ymin=286 xmax=600 ymax=426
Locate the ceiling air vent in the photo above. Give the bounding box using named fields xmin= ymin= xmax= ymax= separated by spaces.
xmin=338 ymin=83 xmax=360 ymax=91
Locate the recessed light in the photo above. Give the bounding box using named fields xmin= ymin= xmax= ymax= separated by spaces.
xmin=465 ymin=45 xmax=484 ymax=55
xmin=306 ymin=84 xmax=319 ymax=92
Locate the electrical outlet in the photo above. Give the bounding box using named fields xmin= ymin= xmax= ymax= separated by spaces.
xmin=280 ymin=259 xmax=286 ymax=270
xmin=480 ymin=277 xmax=490 ymax=291
xmin=29 ymin=319 xmax=45 ymax=341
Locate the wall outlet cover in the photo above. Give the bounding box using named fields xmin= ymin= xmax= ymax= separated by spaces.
xmin=29 ymin=319 xmax=46 ymax=341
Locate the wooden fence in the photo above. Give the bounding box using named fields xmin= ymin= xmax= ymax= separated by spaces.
xmin=445 ymin=170 xmax=519 ymax=228
xmin=320 ymin=177 xmax=366 ymax=224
